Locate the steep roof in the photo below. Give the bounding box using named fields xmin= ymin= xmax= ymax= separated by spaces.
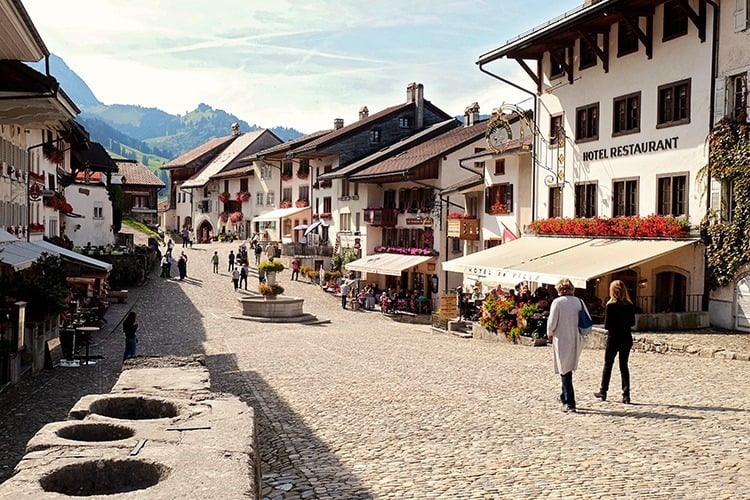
xmin=115 ymin=160 xmax=165 ymax=187
xmin=181 ymin=130 xmax=269 ymax=189
xmin=72 ymin=142 xmax=117 ymax=172
xmin=349 ymin=120 xmax=489 ymax=181
xmin=160 ymin=134 xmax=238 ymax=170
xmin=242 ymin=129 xmax=332 ymax=162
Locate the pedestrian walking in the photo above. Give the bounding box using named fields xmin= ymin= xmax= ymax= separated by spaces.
xmin=211 ymin=251 xmax=219 ymax=273
xmin=228 ymin=250 xmax=235 ymax=272
xmin=165 ymin=251 xmax=173 ymax=278
xmin=254 ymin=244 xmax=262 ymax=265
xmin=182 ymin=229 xmax=189 ymax=248
xmin=177 ymin=252 xmax=188 ymax=280
xmin=340 ymin=279 xmax=350 ymax=309
xmin=240 ymin=263 xmax=249 ymax=290
xmin=167 ymin=238 xmax=174 ymax=254
xmin=123 ymin=311 xmax=138 ymax=360
xmin=547 ymin=278 xmax=586 ymax=413
xmin=160 ymin=253 xmax=169 ymax=278
xmin=232 ymin=268 xmax=240 ymax=291
xmin=291 ymin=258 xmax=300 ymax=281
xmin=595 ymin=280 xmax=637 ymax=404
xmin=265 ymin=242 xmax=275 ymax=262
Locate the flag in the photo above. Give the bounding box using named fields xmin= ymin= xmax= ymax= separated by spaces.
xmin=502 ymin=225 xmax=517 ymax=243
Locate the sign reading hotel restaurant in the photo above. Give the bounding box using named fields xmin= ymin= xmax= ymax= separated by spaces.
xmin=582 ymin=136 xmax=679 ymax=162
xmin=406 ymin=217 xmax=433 ymax=226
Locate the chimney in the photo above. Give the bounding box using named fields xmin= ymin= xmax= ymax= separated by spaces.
xmin=464 ymin=102 xmax=480 ymax=126
xmin=359 ymin=106 xmax=369 ymax=120
xmin=334 ymin=118 xmax=344 ymax=130
xmin=406 ymin=82 xmax=425 ymax=129
xmin=230 ymin=122 xmax=240 ymax=136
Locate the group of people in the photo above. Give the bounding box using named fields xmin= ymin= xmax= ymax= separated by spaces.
xmin=547 ymin=278 xmax=636 ymax=413
xmin=160 ymin=243 xmax=189 ymax=281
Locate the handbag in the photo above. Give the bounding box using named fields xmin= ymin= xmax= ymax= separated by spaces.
xmin=577 ymin=298 xmax=593 ymax=336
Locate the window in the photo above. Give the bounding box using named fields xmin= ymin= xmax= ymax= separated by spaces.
xmin=663 ymin=0 xmax=688 ymax=41
xmin=735 ymin=0 xmax=749 ymax=32
xmin=341 ymin=179 xmax=351 ymax=198
xmin=574 ymin=182 xmax=597 ymax=217
xmin=203 ymin=186 xmax=209 ymax=198
xmin=575 ymin=103 xmax=599 ymax=141
xmin=256 ymin=192 xmax=264 ymax=205
xmin=712 ymin=178 xmax=736 ymax=223
xmin=48 ymin=172 xmax=55 ymax=190
xmin=617 ymin=20 xmax=639 ymax=56
xmin=281 ymin=160 xmax=293 ymax=178
xmin=340 ymin=212 xmax=351 ymax=231
xmin=657 ymin=175 xmax=687 ymax=216
xmin=240 ymin=178 xmax=249 ymax=192
xmin=93 ymin=206 xmax=104 ymax=219
xmin=267 ymin=191 xmax=275 ymax=206
xmin=658 ymin=79 xmax=691 ymax=127
xmin=485 ymin=183 xmax=513 ymax=215
xmin=729 ymin=73 xmax=748 ymax=121
xmin=550 ymin=47 xmax=566 ymax=79
xmin=260 ymin=164 xmax=272 ymax=180
xmin=613 ymin=179 xmax=639 ymax=216
xmin=323 ymin=196 xmax=332 ymax=213
xmin=399 ymin=117 xmax=411 ymax=128
xmin=613 ymin=92 xmax=641 ymax=135
xmin=549 ymin=114 xmax=564 ymax=146
xmin=494 ymin=159 xmax=506 ymax=176
xmin=474 ymin=161 xmax=485 ymax=172
xmin=282 ymin=187 xmax=292 ymax=204
xmin=369 ymin=129 xmax=381 ymax=143
xmin=223 ymin=180 xmax=229 ymax=193
xmin=298 ymin=185 xmax=309 ymax=202
xmin=384 ymin=189 xmax=396 ymax=209
xmin=579 ymin=35 xmax=597 ymax=70
xmin=548 ymin=186 xmax=562 ymax=218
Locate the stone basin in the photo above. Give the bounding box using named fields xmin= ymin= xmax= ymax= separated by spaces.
xmin=237 ymin=295 xmax=304 ymax=318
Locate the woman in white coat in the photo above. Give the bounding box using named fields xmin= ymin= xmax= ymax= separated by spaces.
xmin=547 ymin=278 xmax=586 ymax=412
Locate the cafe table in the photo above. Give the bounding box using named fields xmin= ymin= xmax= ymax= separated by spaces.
xmin=75 ymin=326 xmax=102 ymax=365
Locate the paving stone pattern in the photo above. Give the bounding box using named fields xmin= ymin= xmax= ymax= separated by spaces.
xmin=1 ymin=241 xmax=749 ymax=499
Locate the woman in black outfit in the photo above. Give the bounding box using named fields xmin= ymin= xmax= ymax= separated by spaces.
xmin=594 ymin=280 xmax=636 ymax=404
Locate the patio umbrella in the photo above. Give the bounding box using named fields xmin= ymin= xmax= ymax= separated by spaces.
xmin=304 ymin=220 xmax=322 ymax=236
xmin=293 ymin=224 xmax=308 ymax=231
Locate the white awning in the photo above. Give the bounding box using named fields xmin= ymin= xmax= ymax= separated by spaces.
xmin=252 ymin=206 xmax=309 ymax=222
xmin=346 ymin=253 xmax=433 ymax=276
xmin=442 ymin=236 xmax=699 ymax=288
xmin=0 ymin=240 xmax=112 ymax=272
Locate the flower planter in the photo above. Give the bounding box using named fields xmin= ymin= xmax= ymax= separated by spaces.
xmin=266 ymin=271 xmax=277 ymax=286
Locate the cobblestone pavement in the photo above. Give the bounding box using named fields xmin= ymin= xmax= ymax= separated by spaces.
xmin=1 ymin=240 xmax=749 ymax=499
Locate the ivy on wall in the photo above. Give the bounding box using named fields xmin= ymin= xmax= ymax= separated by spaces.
xmin=700 ymin=118 xmax=750 ymax=289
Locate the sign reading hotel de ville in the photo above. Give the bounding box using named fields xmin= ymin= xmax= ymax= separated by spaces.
xmin=582 ymin=136 xmax=679 ymax=162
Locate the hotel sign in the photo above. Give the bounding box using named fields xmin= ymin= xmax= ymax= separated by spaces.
xmin=582 ymin=136 xmax=679 ymax=162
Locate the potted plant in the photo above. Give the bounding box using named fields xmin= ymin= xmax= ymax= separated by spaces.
xmin=258 ymin=260 xmax=285 ymax=286
xmin=258 ymin=282 xmax=285 ymax=299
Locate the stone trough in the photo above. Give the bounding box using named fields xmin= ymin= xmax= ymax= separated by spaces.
xmin=234 ymin=295 xmax=328 ymax=324
xmin=0 ymin=356 xmax=260 ymax=499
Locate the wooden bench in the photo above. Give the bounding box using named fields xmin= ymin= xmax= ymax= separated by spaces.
xmin=106 ymin=290 xmax=128 ymax=303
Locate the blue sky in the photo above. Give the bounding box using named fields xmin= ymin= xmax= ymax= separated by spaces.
xmin=24 ymin=0 xmax=582 ymax=133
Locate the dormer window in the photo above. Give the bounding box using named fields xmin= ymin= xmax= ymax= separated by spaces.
xmin=369 ymin=129 xmax=381 ymax=143
xmin=399 ymin=117 xmax=412 ymax=128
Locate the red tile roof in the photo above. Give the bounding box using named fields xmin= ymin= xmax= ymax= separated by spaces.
xmin=161 ymin=135 xmax=238 ymax=169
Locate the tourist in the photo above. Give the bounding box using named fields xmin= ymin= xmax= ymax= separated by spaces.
xmin=182 ymin=228 xmax=189 ymax=248
xmin=240 ymin=263 xmax=249 ymax=290
xmin=232 ymin=267 xmax=240 ymax=291
xmin=160 ymin=253 xmax=169 ymax=278
xmin=211 ymin=251 xmax=219 ymax=273
xmin=165 ymin=251 xmax=173 ymax=277
xmin=291 ymin=258 xmax=300 ymax=281
xmin=123 ymin=311 xmax=138 ymax=360
xmin=547 ymin=278 xmax=586 ymax=413
xmin=228 ymin=250 xmax=235 ymax=272
xmin=167 ymin=238 xmax=174 ymax=253
xmin=254 ymin=244 xmax=262 ymax=265
xmin=265 ymin=242 xmax=275 ymax=262
xmin=177 ymin=252 xmax=188 ymax=280
xmin=595 ymin=280 xmax=637 ymax=404
xmin=340 ymin=279 xmax=350 ymax=309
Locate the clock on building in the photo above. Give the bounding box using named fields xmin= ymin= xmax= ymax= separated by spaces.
xmin=485 ymin=116 xmax=513 ymax=153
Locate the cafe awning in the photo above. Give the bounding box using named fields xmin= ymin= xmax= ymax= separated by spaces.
xmin=346 ymin=253 xmax=433 ymax=277
xmin=34 ymin=240 xmax=112 ymax=272
xmin=442 ymin=236 xmax=699 ymax=288
xmin=252 ymin=206 xmax=309 ymax=222
xmin=0 ymin=240 xmax=112 ymax=272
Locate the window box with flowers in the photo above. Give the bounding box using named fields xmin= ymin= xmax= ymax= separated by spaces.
xmin=42 ymin=143 xmax=65 ymax=165
xmin=488 ymin=202 xmax=510 ymax=215
xmin=229 ymin=211 xmax=243 ymax=223
xmin=296 ymin=170 xmax=309 ymax=180
xmin=279 ymin=200 xmax=292 ymax=209
xmin=311 ymin=213 xmax=319 ymax=219
xmin=218 ymin=191 xmax=231 ymax=204
xmin=320 ymin=212 xmax=332 ymax=219
xmin=320 ymin=179 xmax=332 ymax=189
xmin=295 ymin=199 xmax=309 ymax=208
xmin=235 ymin=191 xmax=251 ymax=203
xmin=373 ymin=246 xmax=437 ymax=256
xmin=527 ymin=215 xmax=691 ymax=238
xmin=28 ymin=223 xmax=45 ymax=233
xmin=219 ymin=211 xmax=229 ymax=223
xmin=281 ymin=174 xmax=293 ymax=182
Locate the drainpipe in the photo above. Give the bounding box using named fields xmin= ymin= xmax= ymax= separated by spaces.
xmin=704 ymin=0 xmax=720 ymax=216
xmin=478 ymin=64 xmax=539 ymax=220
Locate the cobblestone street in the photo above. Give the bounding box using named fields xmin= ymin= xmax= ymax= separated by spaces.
xmin=2 ymin=241 xmax=750 ymax=499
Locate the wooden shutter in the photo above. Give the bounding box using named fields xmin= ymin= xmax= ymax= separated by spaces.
xmin=735 ymin=0 xmax=748 ymax=32
xmin=714 ymin=76 xmax=726 ymax=125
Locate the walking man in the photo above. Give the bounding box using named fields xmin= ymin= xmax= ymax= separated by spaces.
xmin=291 ymin=258 xmax=300 ymax=281
xmin=341 ymin=279 xmax=350 ymax=309
xmin=211 ymin=251 xmax=219 ymax=273
xmin=254 ymin=244 xmax=262 ymax=265
xmin=240 ymin=263 xmax=249 ymax=290
xmin=228 ymin=250 xmax=235 ymax=272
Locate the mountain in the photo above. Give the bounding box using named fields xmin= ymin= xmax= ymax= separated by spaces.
xmin=30 ymin=54 xmax=304 ymax=160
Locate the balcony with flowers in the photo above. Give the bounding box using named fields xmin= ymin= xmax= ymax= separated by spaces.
xmin=279 ymin=200 xmax=292 ymax=209
xmin=28 ymin=223 xmax=45 ymax=234
xmin=43 ymin=192 xmax=73 ymax=214
xmin=235 ymin=191 xmax=251 ymax=203
xmin=488 ymin=202 xmax=510 ymax=215
xmin=446 ymin=212 xmax=479 ymax=240
xmin=374 ymin=245 xmax=438 ymax=257
xmin=527 ymin=215 xmax=691 ymax=238
xmin=363 ymin=207 xmax=397 ymax=227
xmin=320 ymin=212 xmax=332 ymax=219
xmin=295 ymin=199 xmax=310 ymax=208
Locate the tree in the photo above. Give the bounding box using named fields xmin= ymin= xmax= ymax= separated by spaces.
xmin=1 ymin=254 xmax=69 ymax=322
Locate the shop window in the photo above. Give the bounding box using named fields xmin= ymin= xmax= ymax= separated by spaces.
xmin=663 ymin=1 xmax=688 ymax=41
xmin=485 ymin=183 xmax=513 ymax=215
xmin=617 ymin=19 xmax=639 ymax=56
xmin=657 ymin=174 xmax=687 ymax=217
xmin=613 ymin=92 xmax=641 ymax=135
xmin=658 ymin=79 xmax=691 ymax=127
xmin=574 ymin=182 xmax=597 ymax=218
xmin=548 ymin=186 xmax=562 ymax=218
xmin=613 ymin=179 xmax=639 ymax=216
xmin=575 ymin=103 xmax=599 ymax=142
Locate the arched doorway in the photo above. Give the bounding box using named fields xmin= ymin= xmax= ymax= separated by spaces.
xmin=183 ymin=216 xmax=192 ymax=231
xmin=197 ymin=220 xmax=213 ymax=244
xmin=654 ymin=271 xmax=687 ymax=313
xmin=735 ymin=274 xmax=750 ymax=331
